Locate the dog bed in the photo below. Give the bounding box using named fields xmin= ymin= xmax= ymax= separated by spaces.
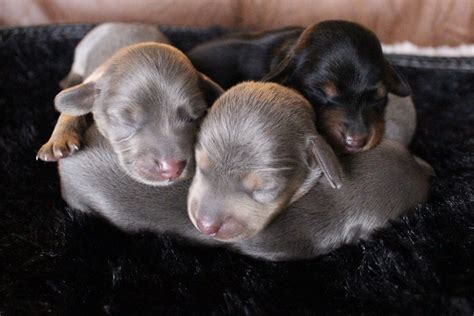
xmin=0 ymin=25 xmax=473 ymax=315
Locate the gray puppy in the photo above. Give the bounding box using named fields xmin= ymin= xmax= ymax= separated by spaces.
xmin=37 ymin=23 xmax=222 ymax=185
xmin=188 ymin=83 xmax=430 ymax=243
xmin=38 ymin=23 xmax=169 ymax=161
xmin=59 ymin=82 xmax=431 ymax=261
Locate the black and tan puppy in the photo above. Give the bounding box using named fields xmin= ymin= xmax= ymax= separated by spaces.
xmin=188 ymin=20 xmax=411 ymax=153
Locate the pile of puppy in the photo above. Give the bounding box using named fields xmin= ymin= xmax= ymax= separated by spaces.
xmin=37 ymin=21 xmax=433 ymax=261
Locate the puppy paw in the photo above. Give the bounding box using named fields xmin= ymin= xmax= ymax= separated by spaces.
xmin=36 ymin=133 xmax=81 ymax=162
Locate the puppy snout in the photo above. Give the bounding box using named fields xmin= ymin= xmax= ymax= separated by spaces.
xmin=159 ymin=160 xmax=187 ymax=180
xmin=344 ymin=133 xmax=368 ymax=150
xmin=195 ymin=215 xmax=244 ymax=241
xmin=196 ymin=217 xmax=221 ymax=236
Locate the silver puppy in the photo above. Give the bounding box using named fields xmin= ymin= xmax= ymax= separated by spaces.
xmin=58 ymin=82 xmax=431 ymax=261
xmin=188 ymin=82 xmax=431 ymax=248
xmin=38 ymin=23 xmax=222 ymax=185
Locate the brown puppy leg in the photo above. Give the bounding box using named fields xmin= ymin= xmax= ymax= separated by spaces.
xmin=36 ymin=114 xmax=87 ymax=162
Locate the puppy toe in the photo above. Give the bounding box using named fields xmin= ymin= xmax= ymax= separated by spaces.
xmin=67 ymin=138 xmax=81 ymax=153
xmin=37 ymin=133 xmax=81 ymax=162
xmin=36 ymin=143 xmax=56 ymax=162
xmin=52 ymin=138 xmax=79 ymax=160
xmin=52 ymin=143 xmax=66 ymax=159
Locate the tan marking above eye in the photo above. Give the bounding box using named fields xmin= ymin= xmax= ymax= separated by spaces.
xmin=323 ymin=82 xmax=338 ymax=97
xmin=375 ymin=84 xmax=388 ymax=99
xmin=196 ymin=150 xmax=211 ymax=171
xmin=241 ymin=171 xmax=263 ymax=192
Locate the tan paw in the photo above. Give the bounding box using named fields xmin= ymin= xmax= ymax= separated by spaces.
xmin=36 ymin=133 xmax=81 ymax=162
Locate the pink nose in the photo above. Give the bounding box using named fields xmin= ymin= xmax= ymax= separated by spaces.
xmin=195 ymin=215 xmax=245 ymax=240
xmin=196 ymin=219 xmax=221 ymax=236
xmin=344 ymin=134 xmax=368 ymax=149
xmin=159 ymin=160 xmax=187 ymax=180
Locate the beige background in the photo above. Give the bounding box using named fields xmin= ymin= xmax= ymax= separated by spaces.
xmin=1 ymin=0 xmax=473 ymax=46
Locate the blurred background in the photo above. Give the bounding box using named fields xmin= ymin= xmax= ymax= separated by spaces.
xmin=1 ymin=0 xmax=473 ymax=47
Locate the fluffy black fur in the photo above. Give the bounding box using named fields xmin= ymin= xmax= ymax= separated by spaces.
xmin=188 ymin=21 xmax=411 ymax=153
xmin=188 ymin=26 xmax=303 ymax=88
xmin=0 ymin=25 xmax=473 ymax=315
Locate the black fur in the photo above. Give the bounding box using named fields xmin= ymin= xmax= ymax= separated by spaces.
xmin=188 ymin=26 xmax=302 ymax=88
xmin=0 ymin=25 xmax=473 ymax=314
xmin=188 ymin=21 xmax=411 ymax=152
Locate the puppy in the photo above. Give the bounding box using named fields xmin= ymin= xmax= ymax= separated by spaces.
xmin=188 ymin=20 xmax=411 ymax=153
xmin=188 ymin=82 xmax=432 ymax=259
xmin=37 ymin=24 xmax=222 ymax=185
xmin=38 ymin=23 xmax=170 ymax=162
xmin=58 ymin=82 xmax=431 ymax=261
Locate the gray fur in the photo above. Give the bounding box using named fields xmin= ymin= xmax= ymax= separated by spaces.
xmin=63 ymin=22 xmax=169 ymax=85
xmin=55 ymin=42 xmax=223 ymax=186
xmin=384 ymin=94 xmax=417 ymax=146
xmin=188 ymin=83 xmax=430 ymax=249
xmin=232 ymin=139 xmax=431 ymax=260
xmin=59 ymin=82 xmax=431 ymax=261
xmin=59 ymin=127 xmax=209 ymax=241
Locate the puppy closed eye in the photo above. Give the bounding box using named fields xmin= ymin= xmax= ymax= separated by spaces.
xmin=369 ymin=94 xmax=388 ymax=109
xmin=108 ymin=106 xmax=144 ymax=128
xmin=241 ymin=172 xmax=283 ymax=203
xmin=251 ymin=188 xmax=280 ymax=204
xmin=370 ymin=85 xmax=388 ymax=102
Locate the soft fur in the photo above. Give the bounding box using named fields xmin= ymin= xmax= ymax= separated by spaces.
xmin=0 ymin=25 xmax=473 ymax=314
xmin=188 ymin=21 xmax=411 ymax=153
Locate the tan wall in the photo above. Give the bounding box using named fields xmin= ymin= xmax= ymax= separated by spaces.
xmin=1 ymin=0 xmax=473 ymax=46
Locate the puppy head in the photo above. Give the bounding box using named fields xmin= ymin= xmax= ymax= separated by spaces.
xmin=188 ymin=82 xmax=343 ymax=241
xmin=265 ymin=20 xmax=411 ymax=153
xmin=55 ymin=43 xmax=223 ymax=186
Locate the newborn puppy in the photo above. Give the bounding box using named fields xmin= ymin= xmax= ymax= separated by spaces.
xmin=188 ymin=82 xmax=432 ymax=259
xmin=61 ymin=22 xmax=171 ymax=89
xmin=58 ymin=82 xmax=431 ymax=261
xmin=38 ymin=23 xmax=170 ymax=162
xmin=37 ymin=23 xmax=222 ymax=185
xmin=45 ymin=42 xmax=223 ymax=185
xmin=188 ymin=20 xmax=411 ymax=153
xmin=188 ymin=26 xmax=303 ymax=88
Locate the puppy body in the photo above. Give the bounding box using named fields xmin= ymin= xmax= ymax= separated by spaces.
xmin=384 ymin=94 xmax=417 ymax=146
xmin=59 ymin=83 xmax=430 ymax=261
xmin=188 ymin=21 xmax=413 ymax=153
xmin=233 ymin=140 xmax=430 ymax=260
xmin=188 ymin=27 xmax=302 ymax=89
xmin=59 ymin=126 xmax=211 ymax=243
xmin=38 ymin=25 xmax=223 ymax=184
xmin=38 ymin=23 xmax=171 ymax=164
xmin=60 ymin=23 xmax=169 ymax=88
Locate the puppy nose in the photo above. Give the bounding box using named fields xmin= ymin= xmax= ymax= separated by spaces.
xmin=196 ymin=215 xmax=244 ymax=240
xmin=196 ymin=218 xmax=221 ymax=236
xmin=344 ymin=134 xmax=368 ymax=149
xmin=160 ymin=160 xmax=187 ymax=180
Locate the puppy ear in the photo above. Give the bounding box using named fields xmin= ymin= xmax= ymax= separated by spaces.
xmin=59 ymin=72 xmax=84 ymax=89
xmin=307 ymin=134 xmax=344 ymax=189
xmin=54 ymin=81 xmax=97 ymax=116
xmin=384 ymin=60 xmax=411 ymax=96
xmin=261 ymin=54 xmax=294 ymax=84
xmin=198 ymin=73 xmax=224 ymax=106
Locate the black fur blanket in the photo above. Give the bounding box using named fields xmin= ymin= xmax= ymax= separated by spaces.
xmin=0 ymin=25 xmax=473 ymax=315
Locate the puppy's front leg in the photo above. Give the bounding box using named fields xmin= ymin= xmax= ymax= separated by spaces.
xmin=37 ymin=113 xmax=87 ymax=161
